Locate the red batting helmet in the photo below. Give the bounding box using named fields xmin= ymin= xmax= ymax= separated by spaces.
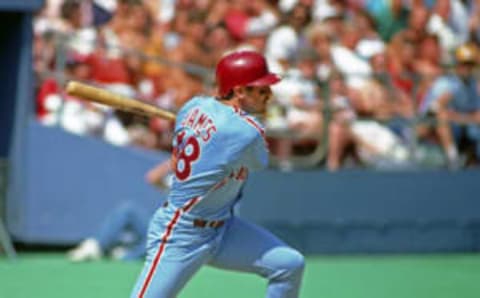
xmin=216 ymin=51 xmax=281 ymax=96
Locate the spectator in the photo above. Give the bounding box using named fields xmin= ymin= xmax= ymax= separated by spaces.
xmin=312 ymin=0 xmax=345 ymax=27
xmin=245 ymin=0 xmax=279 ymax=37
xmin=268 ymin=47 xmax=324 ymax=170
xmin=31 ymin=0 xmax=480 ymax=171
xmin=414 ymin=62 xmax=445 ymax=160
xmin=33 ymin=30 xmax=56 ymax=80
xmin=415 ymin=34 xmax=443 ymax=73
xmin=327 ymin=73 xmax=414 ymax=171
xmin=350 ymin=48 xmax=393 ymax=121
xmin=223 ymin=0 xmax=279 ymax=44
xmin=58 ymin=0 xmax=88 ymax=32
xmin=67 ymin=158 xmax=172 ymax=262
xmin=353 ymin=9 xmax=385 ymax=61
xmin=36 ymin=52 xmax=94 ymax=129
xmin=386 ymin=33 xmax=417 ymax=99
xmin=265 ymin=2 xmax=311 ymax=73
xmin=468 ymin=0 xmax=480 ymax=44
xmin=85 ymin=32 xmax=135 ymax=96
xmin=418 ymin=43 xmax=480 ymax=168
xmin=330 ymin=22 xmax=372 ymax=89
xmin=401 ymin=2 xmax=430 ymax=44
xmin=426 ymin=0 xmax=470 ymax=62
xmin=306 ymin=23 xmax=335 ymax=84
xmin=283 ymin=48 xmax=324 ymax=139
xmin=177 ymin=12 xmax=212 ymax=67
xmin=59 ymin=0 xmax=97 ymax=55
xmin=204 ymin=24 xmax=234 ymax=65
xmin=326 ymin=72 xmax=357 ymax=171
xmin=139 ymin=22 xmax=170 ymax=101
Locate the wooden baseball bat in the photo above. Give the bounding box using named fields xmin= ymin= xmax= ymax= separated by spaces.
xmin=65 ymin=81 xmax=176 ymax=121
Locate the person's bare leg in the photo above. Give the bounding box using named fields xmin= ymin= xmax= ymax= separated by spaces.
xmin=276 ymin=138 xmax=293 ymax=170
xmin=327 ymin=121 xmax=350 ymax=171
xmin=435 ymin=117 xmax=458 ymax=166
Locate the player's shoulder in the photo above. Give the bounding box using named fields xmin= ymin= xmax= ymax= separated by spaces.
xmin=226 ymin=107 xmax=266 ymax=142
xmin=177 ymin=96 xmax=264 ymax=140
xmin=177 ymin=96 xmax=212 ymax=121
xmin=179 ymin=95 xmax=213 ymax=112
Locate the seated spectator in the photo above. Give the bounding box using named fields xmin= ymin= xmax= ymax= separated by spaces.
xmin=326 ymin=71 xmax=415 ymax=171
xmin=469 ymin=0 xmax=480 ymax=44
xmin=67 ymin=158 xmax=172 ymax=261
xmin=177 ymin=11 xmax=213 ymax=67
xmin=203 ymin=24 xmax=234 ymax=67
xmin=330 ymin=22 xmax=372 ymax=90
xmin=305 ymin=23 xmax=334 ymax=84
xmin=86 ymin=33 xmax=133 ymax=90
xmin=36 ymin=47 xmax=132 ymax=146
xmin=224 ymin=0 xmax=279 ymax=46
xmin=326 ymin=72 xmax=357 ymax=171
xmin=268 ymin=47 xmax=324 ymax=170
xmin=350 ymin=119 xmax=413 ymax=170
xmin=386 ymin=32 xmax=417 ymax=99
xmin=86 ymin=0 xmax=152 ymax=91
xmin=400 ymin=2 xmax=430 ymax=44
xmin=415 ymin=34 xmax=442 ymax=74
xmin=426 ymin=0 xmax=469 ymax=62
xmin=312 ymin=0 xmax=345 ymax=37
xmin=36 ymin=52 xmax=94 ymax=129
xmin=353 ymin=9 xmax=385 ymax=61
xmin=349 ymin=45 xmax=392 ymax=120
xmin=418 ymin=43 xmax=480 ymax=168
xmin=265 ymin=2 xmax=311 ymax=74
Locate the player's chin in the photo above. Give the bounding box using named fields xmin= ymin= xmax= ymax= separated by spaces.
xmin=253 ymin=106 xmax=267 ymax=115
xmin=245 ymin=104 xmax=266 ymax=115
xmin=258 ymin=101 xmax=269 ymax=112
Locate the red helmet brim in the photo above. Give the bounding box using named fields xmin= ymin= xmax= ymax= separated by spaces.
xmin=246 ymin=73 xmax=281 ymax=87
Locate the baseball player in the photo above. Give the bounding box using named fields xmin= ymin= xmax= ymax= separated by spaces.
xmin=130 ymin=51 xmax=305 ymax=298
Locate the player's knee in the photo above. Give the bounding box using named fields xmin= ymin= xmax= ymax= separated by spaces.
xmin=283 ymin=248 xmax=305 ymax=275
xmin=268 ymin=247 xmax=305 ymax=278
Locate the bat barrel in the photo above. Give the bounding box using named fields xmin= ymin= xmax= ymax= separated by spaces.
xmin=65 ymin=81 xmax=176 ymax=121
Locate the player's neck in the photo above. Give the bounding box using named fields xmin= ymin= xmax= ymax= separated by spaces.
xmin=218 ymin=97 xmax=241 ymax=110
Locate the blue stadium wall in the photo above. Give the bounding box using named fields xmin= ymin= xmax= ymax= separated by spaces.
xmin=2 ymin=0 xmax=480 ymax=254
xmin=7 ymin=121 xmax=480 ymax=254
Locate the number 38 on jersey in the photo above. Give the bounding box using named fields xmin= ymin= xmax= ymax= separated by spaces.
xmin=173 ymin=109 xmax=217 ymax=181
xmin=173 ymin=131 xmax=200 ymax=181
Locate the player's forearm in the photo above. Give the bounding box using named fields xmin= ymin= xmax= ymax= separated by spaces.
xmin=146 ymin=159 xmax=172 ymax=186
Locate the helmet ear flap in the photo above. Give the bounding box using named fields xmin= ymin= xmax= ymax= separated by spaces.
xmin=226 ymin=85 xmax=251 ymax=101
xmin=220 ymin=86 xmax=242 ymax=101
xmin=219 ymin=89 xmax=235 ymax=100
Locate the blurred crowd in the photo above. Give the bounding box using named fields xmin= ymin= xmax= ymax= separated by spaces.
xmin=33 ymin=0 xmax=480 ymax=171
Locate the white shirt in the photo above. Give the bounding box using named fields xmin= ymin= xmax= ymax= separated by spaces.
xmin=330 ymin=45 xmax=372 ymax=88
xmin=265 ymin=25 xmax=299 ymax=62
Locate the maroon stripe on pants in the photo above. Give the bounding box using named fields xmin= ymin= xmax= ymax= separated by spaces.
xmin=137 ymin=197 xmax=199 ymax=297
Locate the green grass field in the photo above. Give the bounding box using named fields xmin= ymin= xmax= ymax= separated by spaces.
xmin=1 ymin=253 xmax=480 ymax=298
